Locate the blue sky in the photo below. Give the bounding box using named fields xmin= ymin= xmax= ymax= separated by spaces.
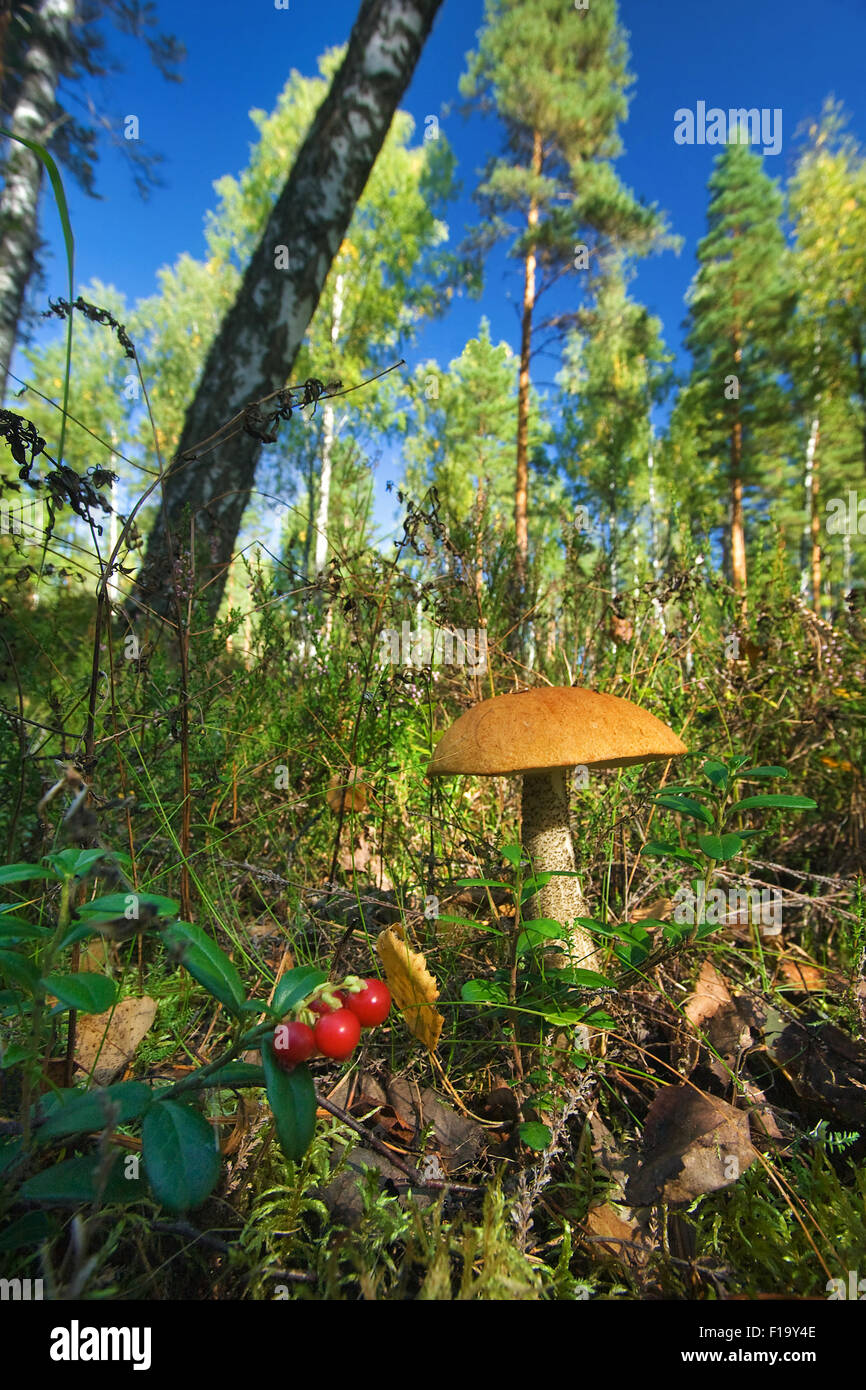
xmin=15 ymin=0 xmax=866 ymax=537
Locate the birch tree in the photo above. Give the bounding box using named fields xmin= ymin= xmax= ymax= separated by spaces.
xmin=128 ymin=0 xmax=445 ymax=625
xmin=0 ymin=0 xmax=183 ymax=399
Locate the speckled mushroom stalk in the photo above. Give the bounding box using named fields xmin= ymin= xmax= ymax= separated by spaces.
xmin=521 ymin=769 xmax=600 ymax=973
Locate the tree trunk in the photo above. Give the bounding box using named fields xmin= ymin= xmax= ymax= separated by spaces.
xmin=803 ymin=412 xmax=822 ymax=613
xmin=729 ymin=333 xmax=747 ymax=600
xmin=647 ymin=432 xmax=666 ymax=634
xmin=312 ymin=272 xmax=344 ymax=582
xmin=513 ymin=128 xmax=542 ymax=607
xmin=0 ymin=0 xmax=75 ymax=401
xmin=127 ymin=0 xmax=444 ymax=625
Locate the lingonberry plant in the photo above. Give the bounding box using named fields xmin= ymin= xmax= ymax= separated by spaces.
xmin=273 ymin=977 xmax=392 ymax=1069
xmin=0 ymin=849 xmax=392 ymax=1215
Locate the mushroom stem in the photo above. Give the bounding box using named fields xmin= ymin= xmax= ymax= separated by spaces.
xmin=521 ymin=769 xmax=600 ymax=972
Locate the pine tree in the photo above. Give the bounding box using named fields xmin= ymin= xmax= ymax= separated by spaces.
xmin=788 ymin=101 xmax=866 ymax=608
xmin=559 ymin=256 xmax=672 ymax=602
xmin=459 ymin=0 xmax=667 ymax=635
xmin=683 ymin=139 xmax=794 ymax=600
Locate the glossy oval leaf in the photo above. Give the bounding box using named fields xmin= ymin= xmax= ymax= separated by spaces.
xmin=197 ymin=1062 xmax=266 ymax=1090
xmin=731 ymin=795 xmax=817 ymax=812
xmin=0 ymin=950 xmax=41 ymax=994
xmin=159 ymin=921 xmax=246 ymax=1015
xmin=702 ymin=760 xmax=730 ymax=789
xmin=0 ymin=916 xmax=49 ymax=942
xmin=0 ymin=862 xmax=59 ymax=885
xmin=500 ymin=844 xmax=525 ymax=868
xmin=261 ymin=1037 xmax=317 ymax=1163
xmin=77 ymin=892 xmax=179 ymax=920
xmin=461 ymin=979 xmax=508 ymax=1006
xmin=737 ymin=766 xmax=788 ymax=779
xmin=654 ymin=794 xmax=714 ymax=826
xmin=640 ymin=839 xmax=703 ymax=866
xmin=142 ymin=1100 xmax=221 ymax=1213
xmin=696 ymin=833 xmax=745 ymax=861
xmin=271 ymin=965 xmax=327 ymax=1018
xmin=19 ymin=1152 xmax=149 ymax=1206
xmin=0 ymin=1210 xmax=53 ymax=1251
xmin=519 ymin=1121 xmax=552 ymax=1151
xmin=38 ymin=1080 xmax=153 ymax=1140
xmin=42 ymin=972 xmax=117 ymax=1014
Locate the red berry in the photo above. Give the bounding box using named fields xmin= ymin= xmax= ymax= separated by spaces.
xmin=346 ymin=978 xmax=391 ymax=1028
xmin=309 ymin=990 xmax=349 ymax=1016
xmin=314 ymin=1008 xmax=361 ymax=1060
xmin=273 ymin=1020 xmax=316 ymax=1070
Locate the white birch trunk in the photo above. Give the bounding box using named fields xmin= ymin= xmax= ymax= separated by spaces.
xmin=0 ymin=0 xmax=76 ymax=399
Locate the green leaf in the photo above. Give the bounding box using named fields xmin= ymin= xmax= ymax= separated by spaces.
xmin=696 ymin=833 xmax=745 ymax=861
xmin=160 ymin=921 xmax=246 ymax=1015
xmin=0 ymin=862 xmax=58 ymax=885
xmin=0 ymin=1139 xmax=23 ymax=1175
xmin=702 ymin=760 xmax=730 ymax=789
xmin=653 ymin=794 xmax=714 ymax=826
xmin=142 ymin=1101 xmax=222 ymax=1213
xmin=197 ymin=1062 xmax=266 ymax=1090
xmin=271 ymin=966 xmax=327 ymax=1017
xmin=461 ymin=979 xmax=508 ymax=1006
xmin=731 ymin=795 xmax=817 ymax=812
xmin=436 ymin=915 xmax=499 ymax=934
xmin=640 ymin=839 xmax=703 ymax=867
xmin=0 ymin=916 xmax=50 ymax=942
xmin=518 ymin=1121 xmax=551 ymax=1151
xmin=0 ymin=950 xmax=40 ymax=994
xmin=20 ymin=1152 xmax=149 ymax=1206
xmin=47 ymin=848 xmax=112 ymax=880
xmin=737 ymin=766 xmax=788 ymax=779
xmin=545 ymin=967 xmax=617 ymax=989
xmin=42 ymin=972 xmax=117 ymax=1014
xmin=579 ymin=1009 xmax=616 ymax=1029
xmin=38 ymin=1081 xmax=152 ymax=1140
xmin=515 ymin=918 xmax=565 ymax=955
xmin=520 ymin=873 xmax=553 ymax=900
xmin=499 ymin=843 xmax=525 ymax=868
xmin=76 ymin=892 xmax=179 ymax=925
xmin=261 ymin=1038 xmax=317 ymax=1163
xmin=662 ymin=920 xmax=695 ymax=948
xmin=614 ymin=941 xmax=650 ymax=968
xmin=453 ymin=878 xmax=511 ymax=890
xmin=0 ymin=1211 xmax=53 ymax=1251
xmin=0 ymin=1043 xmax=29 ymax=1069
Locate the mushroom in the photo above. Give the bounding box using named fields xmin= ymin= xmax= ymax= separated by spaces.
xmin=427 ymin=687 xmax=687 ymax=972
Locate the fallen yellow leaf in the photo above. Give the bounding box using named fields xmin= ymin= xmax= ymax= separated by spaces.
xmin=376 ymin=928 xmax=444 ymax=1052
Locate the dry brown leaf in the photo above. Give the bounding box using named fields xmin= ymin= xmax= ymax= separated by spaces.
xmin=778 ymin=958 xmax=825 ymax=991
xmin=376 ymin=927 xmax=444 ymax=1051
xmin=75 ymin=996 xmax=157 ymax=1085
xmin=79 ymin=939 xmax=111 ymax=973
xmin=627 ymin=1085 xmax=758 ymax=1206
xmin=630 ymin=897 xmax=672 ymax=923
xmin=337 ymin=832 xmax=393 ymax=890
xmin=584 ymin=1203 xmax=650 ymax=1269
xmin=685 ymin=959 xmax=732 ymax=1029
